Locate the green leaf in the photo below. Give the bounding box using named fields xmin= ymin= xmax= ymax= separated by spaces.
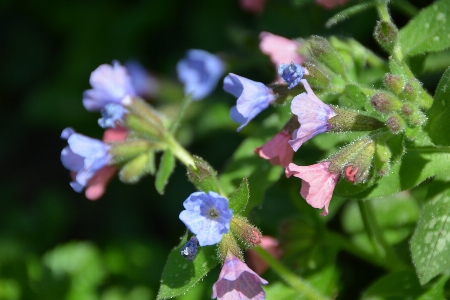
xmin=399 ymin=0 xmax=450 ymax=56
xmin=157 ymin=233 xmax=219 ymax=299
xmin=411 ymin=179 xmax=450 ymax=285
xmin=339 ymin=84 xmax=368 ymax=111
xmin=425 ymin=67 xmax=450 ymax=146
xmin=228 ymin=178 xmax=249 ymax=215
xmin=187 ymin=156 xmax=221 ymax=194
xmin=155 ymin=150 xmax=175 ymax=194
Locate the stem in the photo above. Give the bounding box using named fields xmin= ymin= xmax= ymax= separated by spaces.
xmin=391 ymin=0 xmax=418 ymax=18
xmin=169 ymin=94 xmax=192 ymax=134
xmin=253 ymin=247 xmax=329 ymax=300
xmin=165 ymin=134 xmax=197 ymax=170
xmin=358 ymin=200 xmax=405 ymax=271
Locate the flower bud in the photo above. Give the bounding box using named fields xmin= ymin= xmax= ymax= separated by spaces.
xmin=374 ymin=140 xmax=392 ymax=176
xmin=109 ymin=140 xmax=159 ymax=164
xmin=180 ymin=236 xmax=198 ymax=261
xmin=302 ymin=62 xmax=331 ymax=88
xmin=405 ymin=126 xmax=421 ymax=141
xmin=386 ymin=114 xmax=406 ymax=134
xmin=401 ymin=103 xmax=427 ymax=127
xmin=187 ymin=156 xmax=221 ymax=193
xmin=328 ymin=107 xmax=384 ymax=132
xmin=370 ymin=92 xmax=402 ymax=114
xmin=218 ymin=233 xmax=243 ymax=261
xmin=230 ymin=216 xmax=262 ymax=249
xmin=328 ymin=137 xmax=374 ymax=173
xmin=374 ymin=21 xmax=398 ymax=53
xmin=309 ymin=36 xmax=346 ymax=76
xmin=343 ymin=141 xmax=376 ymax=183
xmin=118 ymin=152 xmax=154 ymax=183
xmin=399 ymin=82 xmax=418 ymax=103
xmin=384 ymin=73 xmax=404 ymax=95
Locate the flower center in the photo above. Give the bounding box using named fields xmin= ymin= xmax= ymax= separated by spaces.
xmin=208 ymin=208 xmax=219 ymax=219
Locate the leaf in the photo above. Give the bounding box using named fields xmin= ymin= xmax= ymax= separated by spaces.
xmin=425 ymin=67 xmax=450 ymax=146
xmin=157 ymin=233 xmax=219 ymax=299
xmin=155 ymin=150 xmax=175 ymax=194
xmin=411 ymin=179 xmax=450 ymax=285
xmin=399 ymin=0 xmax=450 ymax=56
xmin=228 ymin=178 xmax=249 ymax=215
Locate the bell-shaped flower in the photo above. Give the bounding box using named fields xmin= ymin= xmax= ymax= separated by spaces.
xmin=316 ymin=0 xmax=348 ymax=9
xmin=179 ymin=191 xmax=233 ymax=246
xmin=278 ymin=63 xmax=305 ymax=89
xmin=224 ymin=74 xmax=276 ymax=131
xmin=259 ymin=32 xmax=303 ymax=82
xmin=212 ymin=252 xmax=268 ymax=300
xmin=255 ymin=130 xmax=294 ymax=167
xmin=83 ymin=61 xmax=136 ymax=111
xmin=246 ymin=236 xmax=282 ymax=275
xmin=61 ymin=128 xmax=112 ymax=194
xmin=177 ymin=49 xmax=225 ymax=101
xmin=286 ymin=162 xmax=340 ymax=216
xmin=289 ymin=79 xmax=336 ymax=151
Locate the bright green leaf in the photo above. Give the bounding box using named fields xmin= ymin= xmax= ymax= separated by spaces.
xmin=425 ymin=67 xmax=450 ymax=146
xmin=411 ymin=179 xmax=450 ymax=285
xmin=362 ymin=270 xmax=425 ymax=299
xmin=157 ymin=233 xmax=219 ymax=299
xmin=399 ymin=0 xmax=450 ymax=56
xmin=228 ymin=178 xmax=249 ymax=215
xmin=155 ymin=150 xmax=175 ymax=194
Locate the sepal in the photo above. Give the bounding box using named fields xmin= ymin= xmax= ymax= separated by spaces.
xmin=328 ymin=107 xmax=384 ymax=132
xmin=187 ymin=156 xmax=221 ymax=194
xmin=374 ymin=21 xmax=398 ymax=53
xmin=218 ymin=233 xmax=243 ymax=262
xmin=230 ymin=216 xmax=262 ymax=250
xmin=309 ymin=36 xmax=346 ymax=77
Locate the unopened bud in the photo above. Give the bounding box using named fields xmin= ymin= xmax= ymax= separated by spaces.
xmin=328 ymin=107 xmax=384 ymax=132
xmin=386 ymin=114 xmax=406 ymax=134
xmin=399 ymin=82 xmax=418 ymax=103
xmin=218 ymin=233 xmax=242 ymax=261
xmin=180 ymin=236 xmax=198 ymax=261
xmin=328 ymin=137 xmax=373 ymax=173
xmin=384 ymin=74 xmax=404 ymax=95
xmin=374 ymin=21 xmax=398 ymax=53
xmin=187 ymin=156 xmax=221 ymax=193
xmin=230 ymin=216 xmax=262 ymax=249
xmin=302 ymin=62 xmax=330 ymax=88
xmin=405 ymin=126 xmax=421 ymax=141
xmin=119 ymin=152 xmax=153 ymax=183
xmin=371 ymin=92 xmax=402 ymax=114
xmin=309 ymin=36 xmax=346 ymax=76
xmin=343 ymin=142 xmax=376 ymax=183
xmin=374 ymin=140 xmax=392 ymax=176
xmin=401 ymin=104 xmax=427 ymax=126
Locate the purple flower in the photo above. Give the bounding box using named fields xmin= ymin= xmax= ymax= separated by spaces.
xmin=60 ymin=128 xmax=111 ymax=193
xmin=125 ymin=60 xmax=159 ymax=99
xmin=277 ymin=63 xmax=305 ymax=89
xmin=177 ymin=49 xmax=225 ymax=101
xmin=224 ymin=74 xmax=276 ymax=131
xmin=289 ymin=79 xmax=336 ymax=151
xmin=98 ymin=103 xmax=127 ymax=129
xmin=212 ymin=253 xmax=268 ymax=300
xmin=180 ymin=236 xmax=199 ymax=261
xmin=179 ymin=191 xmax=232 ymax=246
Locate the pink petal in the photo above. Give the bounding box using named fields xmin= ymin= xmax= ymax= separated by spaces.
xmin=239 ymin=0 xmax=267 ymax=14
xmin=255 ymin=130 xmax=294 ymax=167
xmin=259 ymin=32 xmax=303 ymax=71
xmin=85 ymin=165 xmax=117 ymax=200
xmin=102 ymin=126 xmax=128 ymax=142
xmin=246 ymin=236 xmax=282 ymax=275
xmin=316 ymin=0 xmax=348 ymax=9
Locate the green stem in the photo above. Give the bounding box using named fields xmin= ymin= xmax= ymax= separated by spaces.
xmin=165 ymin=134 xmax=197 ymax=170
xmin=358 ymin=200 xmax=405 ymax=271
xmin=169 ymin=94 xmax=192 ymax=134
xmin=391 ymin=0 xmax=419 ymax=18
xmin=253 ymin=247 xmax=329 ymax=300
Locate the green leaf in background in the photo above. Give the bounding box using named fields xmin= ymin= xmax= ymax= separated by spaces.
xmin=187 ymin=156 xmax=222 ymax=194
xmin=155 ymin=150 xmax=175 ymax=194
xmin=228 ymin=178 xmax=249 ymax=215
xmin=399 ymin=0 xmax=450 ymax=57
xmin=425 ymin=67 xmax=450 ymax=146
xmin=411 ymin=178 xmax=450 ymax=285
xmin=157 ymin=233 xmax=219 ymax=299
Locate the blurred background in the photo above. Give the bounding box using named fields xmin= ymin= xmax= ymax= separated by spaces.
xmin=0 ymin=0 xmax=435 ymax=299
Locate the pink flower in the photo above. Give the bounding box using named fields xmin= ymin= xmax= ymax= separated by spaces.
xmin=286 ymin=162 xmax=340 ymax=216
xmin=255 ymin=130 xmax=294 ymax=167
xmin=212 ymin=253 xmax=268 ymax=300
xmin=315 ymin=0 xmax=348 ymax=9
xmin=246 ymin=236 xmax=282 ymax=275
xmin=239 ymin=0 xmax=267 ymax=14
xmin=289 ymin=79 xmax=336 ymax=152
xmin=259 ymin=32 xmax=303 ymax=82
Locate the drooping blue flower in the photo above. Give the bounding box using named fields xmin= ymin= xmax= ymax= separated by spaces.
xmin=83 ymin=61 xmax=136 ymax=112
xmin=224 ymin=74 xmax=276 ymax=131
xmin=277 ymin=63 xmax=305 ymax=89
xmin=125 ymin=60 xmax=159 ymax=99
xmin=177 ymin=49 xmax=225 ymax=101
xmin=60 ymin=128 xmax=112 ymax=192
xmin=180 ymin=236 xmax=199 ymax=261
xmin=179 ymin=191 xmax=233 ymax=246
xmin=289 ymin=79 xmax=336 ymax=151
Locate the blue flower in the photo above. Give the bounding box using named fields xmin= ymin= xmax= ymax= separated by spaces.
xmin=224 ymin=74 xmax=276 ymax=131
xmin=180 ymin=236 xmax=199 ymax=261
xmin=60 ymin=128 xmax=111 ymax=192
xmin=177 ymin=49 xmax=225 ymax=101
xmin=289 ymin=79 xmax=336 ymax=151
xmin=125 ymin=60 xmax=159 ymax=99
xmin=278 ymin=63 xmax=305 ymax=89
xmin=83 ymin=61 xmax=136 ymax=112
xmin=179 ymin=191 xmax=233 ymax=246
xmin=98 ymin=103 xmax=127 ymax=129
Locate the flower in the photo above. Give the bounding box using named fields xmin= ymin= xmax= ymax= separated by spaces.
xmin=224 ymin=74 xmax=276 ymax=131
xmin=289 ymin=79 xmax=336 ymax=151
xmin=83 ymin=61 xmax=136 ymax=111
xmin=277 ymin=63 xmax=305 ymax=89
xmin=239 ymin=0 xmax=267 ymax=14
xmin=316 ymin=0 xmax=348 ymax=9
xmin=177 ymin=49 xmax=225 ymax=101
xmin=246 ymin=236 xmax=282 ymax=275
xmin=212 ymin=252 xmax=268 ymax=300
xmin=259 ymin=32 xmax=303 ymax=82
xmin=125 ymin=60 xmax=159 ymax=99
xmin=255 ymin=130 xmax=294 ymax=167
xmin=180 ymin=236 xmax=199 ymax=261
xmin=179 ymin=191 xmax=233 ymax=246
xmin=286 ymin=162 xmax=340 ymax=216
xmin=61 ymin=128 xmax=112 ymax=194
